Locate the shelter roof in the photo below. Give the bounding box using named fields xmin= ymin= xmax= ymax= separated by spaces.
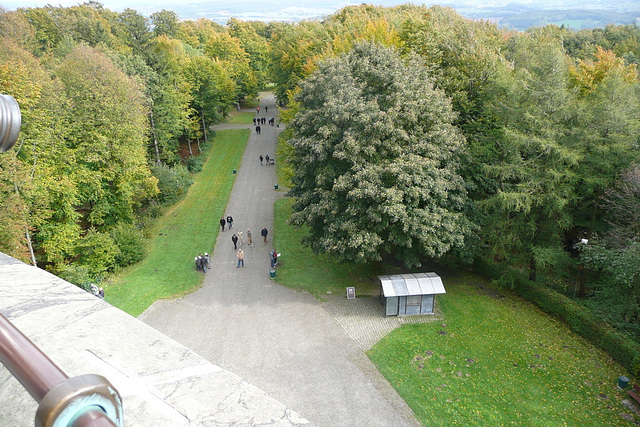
xmin=379 ymin=273 xmax=445 ymax=298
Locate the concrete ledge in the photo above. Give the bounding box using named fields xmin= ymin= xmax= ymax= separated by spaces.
xmin=0 ymin=253 xmax=309 ymax=426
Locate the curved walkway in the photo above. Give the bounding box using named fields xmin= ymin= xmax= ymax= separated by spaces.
xmin=139 ymin=93 xmax=420 ymax=427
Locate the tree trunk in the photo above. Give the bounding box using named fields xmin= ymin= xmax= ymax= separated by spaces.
xmin=528 ymin=255 xmax=537 ymax=282
xmin=187 ymin=141 xmax=193 ymax=157
xmin=197 ymin=137 xmax=201 ymax=153
xmin=13 ymin=182 xmax=36 ymax=266
xmin=149 ymin=110 xmax=161 ymax=165
xmin=25 ymin=228 xmax=36 ymax=266
xmin=201 ymin=109 xmax=207 ymax=144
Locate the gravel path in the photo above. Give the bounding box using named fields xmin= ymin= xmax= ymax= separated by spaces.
xmin=139 ymin=93 xmax=421 ymax=427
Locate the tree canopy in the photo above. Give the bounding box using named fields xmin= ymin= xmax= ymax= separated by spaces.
xmin=288 ymin=42 xmax=472 ymax=267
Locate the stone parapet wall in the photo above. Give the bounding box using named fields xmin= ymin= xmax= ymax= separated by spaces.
xmin=0 ymin=252 xmax=309 ymax=426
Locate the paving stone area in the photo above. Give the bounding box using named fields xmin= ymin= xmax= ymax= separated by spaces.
xmin=322 ymin=295 xmax=443 ymax=350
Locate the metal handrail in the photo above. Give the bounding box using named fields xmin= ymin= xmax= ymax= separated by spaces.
xmin=0 ymin=313 xmax=123 ymax=426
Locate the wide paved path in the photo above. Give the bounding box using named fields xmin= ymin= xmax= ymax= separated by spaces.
xmin=139 ymin=93 xmax=419 ymax=427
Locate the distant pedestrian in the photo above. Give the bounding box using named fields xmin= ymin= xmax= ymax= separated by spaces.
xmin=259 ymin=155 xmax=263 ymax=165
xmin=261 ymin=227 xmax=268 ymax=244
xmin=195 ymin=256 xmax=200 ymax=271
xmin=261 ymin=117 xmax=266 ymax=125
xmin=247 ymin=229 xmax=253 ymax=246
xmin=253 ymin=117 xmax=256 ymax=125
xmin=237 ymin=248 xmax=245 ymax=267
xmin=270 ymin=248 xmax=278 ymax=268
xmin=265 ymin=154 xmax=270 ymax=165
xmin=232 ymin=233 xmax=238 ymax=250
xmin=256 ymin=106 xmax=260 ymax=114
xmin=265 ymin=106 xmax=268 ymax=113
xmin=226 ymin=214 xmax=234 ymax=229
xmin=98 ymin=287 xmax=105 ymax=299
xmin=237 ymin=230 xmax=244 ymax=246
xmin=220 ymin=217 xmax=226 ymax=231
xmin=204 ymin=252 xmax=211 ymax=269
xmin=256 ymin=125 xmax=261 ymax=134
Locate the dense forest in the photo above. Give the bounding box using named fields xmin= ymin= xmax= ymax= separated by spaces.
xmin=1 ymin=3 xmax=639 ymax=362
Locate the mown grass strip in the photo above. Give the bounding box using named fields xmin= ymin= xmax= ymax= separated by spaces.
xmin=274 ymin=197 xmax=385 ymax=299
xmin=107 ymin=129 xmax=249 ymax=316
xmin=227 ymin=111 xmax=255 ymax=125
xmin=368 ymin=275 xmax=635 ymax=425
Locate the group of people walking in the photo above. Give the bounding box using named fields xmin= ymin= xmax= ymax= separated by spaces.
xmin=220 ymin=213 xmax=234 ymax=231
xmin=233 ymin=227 xmax=270 ymax=268
xmin=195 ymin=252 xmax=211 ymax=273
xmin=259 ymin=154 xmax=274 ymax=166
xmin=193 ymin=102 xmax=279 ymax=273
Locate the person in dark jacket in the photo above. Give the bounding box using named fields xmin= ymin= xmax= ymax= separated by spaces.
xmin=226 ymin=214 xmax=234 ymax=229
xmin=220 ymin=217 xmax=226 ymax=231
xmin=261 ymin=227 xmax=268 ymax=243
xmin=232 ymin=234 xmax=238 ymax=250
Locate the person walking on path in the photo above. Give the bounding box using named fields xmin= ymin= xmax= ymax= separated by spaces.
xmin=265 ymin=154 xmax=270 ymax=166
xmin=220 ymin=217 xmax=226 ymax=231
xmin=226 ymin=214 xmax=234 ymax=229
xmin=232 ymin=233 xmax=238 ymax=250
xmin=261 ymin=227 xmax=268 ymax=244
xmin=259 ymin=155 xmax=263 ymax=165
xmin=246 ymin=229 xmax=253 ymax=247
xmin=270 ymin=249 xmax=278 ymax=269
xmin=237 ymin=230 xmax=244 ymax=246
xmin=236 ymin=248 xmax=245 ymax=268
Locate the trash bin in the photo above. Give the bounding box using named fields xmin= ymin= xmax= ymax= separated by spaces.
xmin=618 ymin=376 xmax=630 ymax=389
xmin=274 ymin=184 xmax=279 ymax=190
xmin=269 ymin=269 xmax=276 ymax=280
xmin=232 ymin=169 xmax=237 ymax=174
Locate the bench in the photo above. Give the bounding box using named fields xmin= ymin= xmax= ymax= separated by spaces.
xmin=628 ymin=384 xmax=640 ymax=405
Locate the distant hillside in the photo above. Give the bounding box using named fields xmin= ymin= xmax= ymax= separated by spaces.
xmin=495 ymin=9 xmax=639 ymax=30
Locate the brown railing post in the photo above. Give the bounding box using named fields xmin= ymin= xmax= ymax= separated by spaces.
xmin=0 ymin=313 xmax=123 ymax=426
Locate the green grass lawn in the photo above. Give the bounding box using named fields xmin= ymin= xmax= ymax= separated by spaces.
xmin=226 ymin=110 xmax=255 ymax=125
xmin=106 ymin=129 xmax=248 ymax=316
xmin=273 ymin=197 xmax=385 ymax=299
xmin=367 ymin=274 xmax=638 ymax=425
xmin=273 ymin=197 xmax=637 ymax=425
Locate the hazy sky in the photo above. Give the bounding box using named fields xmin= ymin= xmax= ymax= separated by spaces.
xmin=0 ymin=0 xmax=447 ymax=23
xmin=0 ymin=0 xmax=629 ymax=25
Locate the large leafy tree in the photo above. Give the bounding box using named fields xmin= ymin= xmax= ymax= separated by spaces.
xmin=55 ymin=45 xmax=158 ymax=229
xmin=288 ymin=42 xmax=471 ymax=267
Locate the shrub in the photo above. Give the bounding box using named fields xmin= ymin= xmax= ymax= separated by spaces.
xmin=185 ymin=155 xmax=204 ymax=173
xmin=152 ymin=163 xmax=193 ymax=205
xmin=110 ymin=223 xmax=145 ymax=267
xmin=57 ymin=264 xmax=96 ymax=292
xmin=74 ymin=228 xmax=119 ymax=276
